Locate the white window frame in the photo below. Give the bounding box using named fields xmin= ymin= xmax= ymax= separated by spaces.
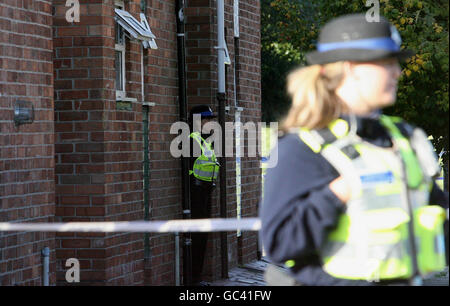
xmin=115 ymin=1 xmax=126 ymax=100
xmin=115 ymin=33 xmax=126 ymax=100
xmin=233 ymin=0 xmax=239 ymax=38
xmin=114 ymin=1 xmax=157 ymax=101
xmin=115 ymin=9 xmax=156 ymax=42
xmin=139 ymin=13 xmax=158 ymax=50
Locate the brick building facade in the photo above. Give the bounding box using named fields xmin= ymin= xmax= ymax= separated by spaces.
xmin=0 ymin=0 xmax=261 ymax=285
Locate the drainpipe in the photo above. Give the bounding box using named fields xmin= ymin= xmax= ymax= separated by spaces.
xmin=141 ymin=2 xmax=150 ymax=261
xmin=175 ymin=232 xmax=180 ymax=286
xmin=143 ymin=84 xmax=150 ymax=260
xmin=233 ymin=24 xmax=240 ymax=257
xmin=41 ymin=247 xmax=50 ymax=286
xmin=217 ymin=0 xmax=229 ymax=279
xmin=141 ymin=2 xmax=154 ymax=284
xmin=175 ymin=0 xmax=192 ymax=286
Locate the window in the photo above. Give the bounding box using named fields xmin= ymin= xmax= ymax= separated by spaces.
xmin=115 ymin=1 xmax=126 ymax=100
xmin=140 ymin=14 xmax=157 ymax=49
xmin=115 ymin=9 xmax=157 ymax=48
xmin=115 ymin=22 xmax=126 ymax=100
xmin=114 ymin=1 xmax=157 ymax=101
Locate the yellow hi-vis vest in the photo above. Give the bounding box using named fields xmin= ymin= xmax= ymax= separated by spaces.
xmin=189 ymin=132 xmax=220 ymax=182
xmin=288 ymin=115 xmax=446 ymax=281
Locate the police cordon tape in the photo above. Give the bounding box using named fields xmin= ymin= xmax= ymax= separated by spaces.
xmin=0 ymin=218 xmax=261 ymax=233
xmin=1 ymin=211 xmax=447 ymax=233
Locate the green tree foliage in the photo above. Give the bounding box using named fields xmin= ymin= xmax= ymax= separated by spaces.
xmin=261 ymin=0 xmax=318 ymax=122
xmin=262 ymin=0 xmax=449 ymax=164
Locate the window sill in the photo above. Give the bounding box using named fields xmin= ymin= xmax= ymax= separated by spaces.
xmin=116 ymin=97 xmax=138 ymax=102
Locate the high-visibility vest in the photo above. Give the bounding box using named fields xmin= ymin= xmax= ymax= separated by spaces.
xmin=189 ymin=132 xmax=220 ymax=182
xmin=286 ymin=115 xmax=446 ymax=281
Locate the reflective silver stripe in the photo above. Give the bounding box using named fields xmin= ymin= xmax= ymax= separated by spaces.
xmin=435 ymin=234 xmax=445 ymax=254
xmin=346 ymin=187 xmax=429 ymax=213
xmin=409 ymin=189 xmax=429 ymax=210
xmin=322 ymin=240 xmax=409 ymax=260
xmin=347 ymin=193 xmax=403 ymax=213
xmin=194 ymin=169 xmax=218 ymax=179
xmin=194 ymin=169 xmax=211 ymax=176
xmin=195 ymin=159 xmax=216 ymax=165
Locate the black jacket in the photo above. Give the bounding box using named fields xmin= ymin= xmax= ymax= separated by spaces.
xmin=259 ymin=116 xmax=449 ymax=286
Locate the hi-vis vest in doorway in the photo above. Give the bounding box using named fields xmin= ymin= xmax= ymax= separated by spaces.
xmin=287 ymin=115 xmax=446 ymax=281
xmin=189 ymin=132 xmax=220 ymax=182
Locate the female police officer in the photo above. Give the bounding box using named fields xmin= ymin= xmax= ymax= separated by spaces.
xmin=260 ymin=14 xmax=448 ymax=286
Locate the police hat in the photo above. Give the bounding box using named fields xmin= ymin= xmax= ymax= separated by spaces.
xmin=189 ymin=105 xmax=217 ymax=119
xmin=306 ymin=14 xmax=414 ymax=65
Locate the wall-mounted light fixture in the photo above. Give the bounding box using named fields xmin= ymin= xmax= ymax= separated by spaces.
xmin=14 ymin=100 xmax=34 ymax=126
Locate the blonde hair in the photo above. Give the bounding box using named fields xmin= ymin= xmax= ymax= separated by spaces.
xmin=281 ymin=62 xmax=348 ymax=131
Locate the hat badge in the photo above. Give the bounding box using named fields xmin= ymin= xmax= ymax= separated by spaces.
xmin=390 ymin=25 xmax=402 ymax=47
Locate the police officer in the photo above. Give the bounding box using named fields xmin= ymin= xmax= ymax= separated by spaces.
xmin=189 ymin=105 xmax=220 ymax=284
xmin=260 ymin=14 xmax=449 ymax=286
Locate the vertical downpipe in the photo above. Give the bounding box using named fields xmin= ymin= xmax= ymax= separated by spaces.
xmin=233 ymin=0 xmax=245 ymax=262
xmin=143 ymin=103 xmax=150 ymax=259
xmin=217 ymin=0 xmax=229 ymax=279
xmin=141 ymin=0 xmax=151 ymax=265
xmin=41 ymin=247 xmax=50 ymax=286
xmin=176 ymin=0 xmax=192 ymax=286
xmin=175 ymin=232 xmax=180 ymax=286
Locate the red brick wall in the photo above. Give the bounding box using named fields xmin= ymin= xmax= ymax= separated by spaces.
xmin=102 ymin=0 xmax=145 ymax=285
xmin=144 ymin=0 xmax=181 ymax=285
xmin=0 ymin=0 xmax=55 ymax=285
xmin=53 ymin=0 xmax=144 ymax=285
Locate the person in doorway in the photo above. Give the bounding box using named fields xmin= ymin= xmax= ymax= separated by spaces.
xmin=189 ymin=105 xmax=220 ymax=285
xmin=260 ymin=14 xmax=449 ymax=286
